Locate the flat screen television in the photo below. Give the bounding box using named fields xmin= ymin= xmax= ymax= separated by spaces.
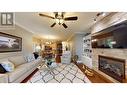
xmin=92 ymin=20 xmax=127 ymax=48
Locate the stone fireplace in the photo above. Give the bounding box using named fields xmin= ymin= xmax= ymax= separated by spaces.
xmin=98 ymin=55 xmax=125 ymax=82
xmin=91 ymin=13 xmax=127 ymax=82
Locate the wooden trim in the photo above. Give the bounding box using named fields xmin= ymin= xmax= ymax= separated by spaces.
xmin=99 ymin=55 xmax=125 ymax=62
xmin=93 ymin=69 xmax=127 ymax=83
xmin=92 ymin=32 xmax=113 ymax=39
xmin=93 ymin=69 xmax=113 ymax=83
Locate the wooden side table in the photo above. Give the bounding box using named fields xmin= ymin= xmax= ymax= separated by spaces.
xmin=55 ymin=54 xmax=61 ymax=63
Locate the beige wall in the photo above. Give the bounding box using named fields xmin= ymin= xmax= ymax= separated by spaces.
xmin=91 ymin=12 xmax=127 ymax=82
xmin=0 ymin=25 xmax=34 ymax=59
xmin=68 ymin=34 xmax=84 ymax=60
xmin=68 ymin=35 xmax=76 ymax=57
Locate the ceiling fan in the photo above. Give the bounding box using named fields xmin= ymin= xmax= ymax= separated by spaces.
xmin=39 ymin=12 xmax=78 ymax=29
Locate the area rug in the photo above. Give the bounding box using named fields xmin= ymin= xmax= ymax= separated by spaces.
xmin=27 ymin=63 xmax=91 ymax=83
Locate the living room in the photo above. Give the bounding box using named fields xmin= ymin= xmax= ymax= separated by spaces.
xmin=1 ymin=1 xmax=127 ymax=95
xmin=0 ymin=12 xmax=127 ymax=83
xmin=0 ymin=12 xmax=94 ymax=83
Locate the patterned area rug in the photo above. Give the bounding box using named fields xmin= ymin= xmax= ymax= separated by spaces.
xmin=27 ymin=63 xmax=91 ymax=83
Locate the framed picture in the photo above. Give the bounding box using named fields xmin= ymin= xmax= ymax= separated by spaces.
xmin=0 ymin=32 xmax=22 ymax=53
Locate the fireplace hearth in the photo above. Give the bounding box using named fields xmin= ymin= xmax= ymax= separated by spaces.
xmin=99 ymin=55 xmax=125 ymax=82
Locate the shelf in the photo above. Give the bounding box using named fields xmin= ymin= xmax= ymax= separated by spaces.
xmin=83 ymin=34 xmax=92 ymax=58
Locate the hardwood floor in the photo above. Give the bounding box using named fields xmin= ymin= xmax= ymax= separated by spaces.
xmin=75 ymin=63 xmax=112 ymax=83
xmin=21 ymin=69 xmax=39 ymax=83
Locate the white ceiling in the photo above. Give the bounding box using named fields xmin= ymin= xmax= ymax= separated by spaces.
xmin=15 ymin=12 xmax=97 ymax=41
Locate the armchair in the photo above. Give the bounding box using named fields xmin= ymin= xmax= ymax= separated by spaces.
xmin=61 ymin=51 xmax=71 ymax=64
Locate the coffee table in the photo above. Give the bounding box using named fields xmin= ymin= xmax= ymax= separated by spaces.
xmin=41 ymin=62 xmax=58 ymax=75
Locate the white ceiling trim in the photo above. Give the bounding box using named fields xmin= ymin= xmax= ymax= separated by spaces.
xmin=15 ymin=22 xmax=35 ymax=34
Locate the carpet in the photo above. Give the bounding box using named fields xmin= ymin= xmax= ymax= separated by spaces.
xmin=27 ymin=63 xmax=91 ymax=83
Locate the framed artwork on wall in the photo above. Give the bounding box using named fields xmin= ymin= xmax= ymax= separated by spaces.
xmin=0 ymin=32 xmax=22 ymax=53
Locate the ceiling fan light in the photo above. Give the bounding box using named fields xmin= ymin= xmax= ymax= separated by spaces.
xmin=59 ymin=19 xmax=64 ymax=24
xmin=55 ymin=18 xmax=64 ymax=24
xmin=58 ymin=12 xmax=62 ymax=16
xmin=55 ymin=18 xmax=59 ymax=24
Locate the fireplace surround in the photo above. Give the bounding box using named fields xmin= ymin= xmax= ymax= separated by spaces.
xmin=99 ymin=55 xmax=125 ymax=82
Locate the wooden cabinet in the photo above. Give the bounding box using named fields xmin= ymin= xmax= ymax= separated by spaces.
xmin=42 ymin=45 xmax=53 ymax=59
xmin=55 ymin=42 xmax=62 ymax=63
xmin=41 ymin=42 xmax=63 ymax=63
xmin=56 ymin=42 xmax=62 ymax=55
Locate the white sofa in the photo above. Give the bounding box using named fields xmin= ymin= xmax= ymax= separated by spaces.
xmin=61 ymin=51 xmax=71 ymax=64
xmin=0 ymin=55 xmax=43 ymax=83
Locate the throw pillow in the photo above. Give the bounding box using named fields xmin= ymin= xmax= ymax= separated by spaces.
xmin=0 ymin=64 xmax=7 ymax=73
xmin=0 ymin=61 xmax=15 ymax=72
xmin=26 ymin=54 xmax=35 ymax=63
xmin=33 ymin=52 xmax=39 ymax=59
xmin=8 ymin=56 xmax=26 ymax=67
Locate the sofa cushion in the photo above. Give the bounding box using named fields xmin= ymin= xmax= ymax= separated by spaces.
xmin=26 ymin=62 xmax=37 ymax=70
xmin=0 ymin=58 xmax=8 ymax=63
xmin=0 ymin=74 xmax=8 ymax=83
xmin=25 ymin=54 xmax=35 ymax=63
xmin=8 ymin=56 xmax=26 ymax=67
xmin=7 ymin=64 xmax=28 ymax=82
xmin=26 ymin=59 xmax=41 ymax=70
xmin=7 ymin=57 xmax=42 ymax=82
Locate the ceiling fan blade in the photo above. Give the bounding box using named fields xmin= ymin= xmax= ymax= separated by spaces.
xmin=54 ymin=12 xmax=65 ymax=18
xmin=54 ymin=12 xmax=58 ymax=18
xmin=61 ymin=12 xmax=65 ymax=18
xmin=50 ymin=23 xmax=56 ymax=27
xmin=62 ymin=23 xmax=68 ymax=28
xmin=39 ymin=13 xmax=55 ymax=19
xmin=64 ymin=16 xmax=78 ymax=21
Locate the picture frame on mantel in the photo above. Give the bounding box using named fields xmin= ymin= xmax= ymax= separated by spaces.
xmin=0 ymin=32 xmax=22 ymax=53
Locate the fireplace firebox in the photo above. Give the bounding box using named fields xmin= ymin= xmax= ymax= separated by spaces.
xmin=99 ymin=55 xmax=125 ymax=82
